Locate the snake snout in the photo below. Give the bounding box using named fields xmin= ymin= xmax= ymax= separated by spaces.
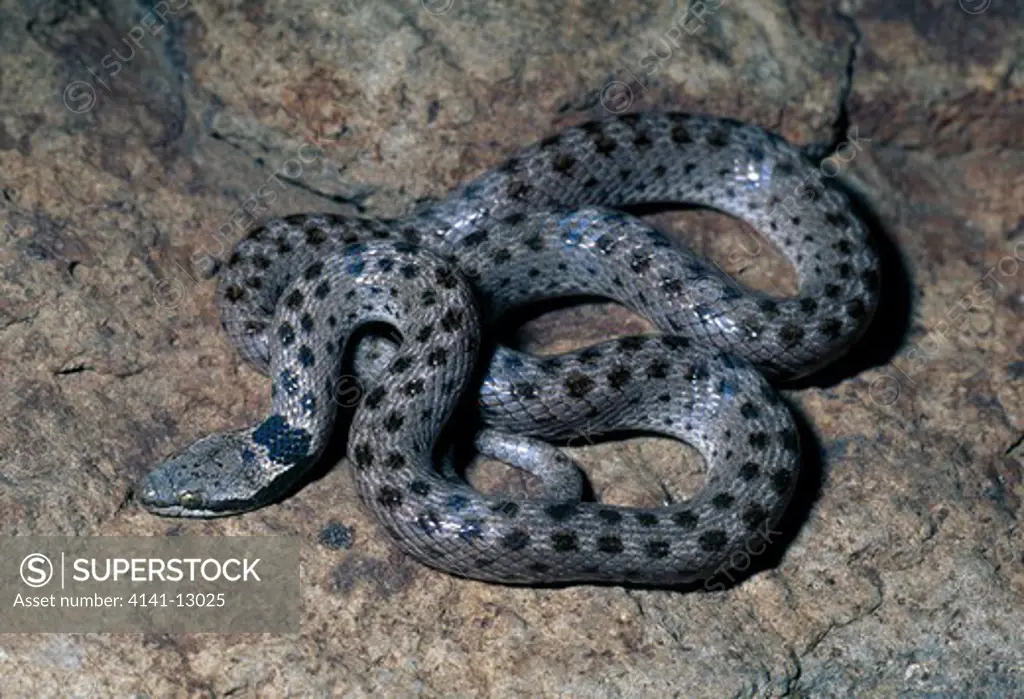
xmin=138 ymin=465 xmax=181 ymax=512
xmin=138 ymin=458 xmax=207 ymax=514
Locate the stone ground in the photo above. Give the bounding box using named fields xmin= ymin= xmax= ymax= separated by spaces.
xmin=1 ymin=0 xmax=1022 ymax=696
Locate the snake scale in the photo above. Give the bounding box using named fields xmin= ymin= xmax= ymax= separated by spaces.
xmin=141 ymin=112 xmax=879 ymax=585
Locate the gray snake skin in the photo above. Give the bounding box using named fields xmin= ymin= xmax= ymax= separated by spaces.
xmin=141 ymin=112 xmax=879 ymax=585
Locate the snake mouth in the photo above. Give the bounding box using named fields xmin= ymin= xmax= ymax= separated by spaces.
xmin=138 ymin=494 xmax=252 ymax=519
xmin=137 ymin=478 xmax=269 ymax=519
xmin=137 ymin=489 xmax=207 ymax=518
xmin=141 ymin=503 xmax=226 ymax=518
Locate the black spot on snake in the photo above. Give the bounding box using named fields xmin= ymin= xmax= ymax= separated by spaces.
xmin=635 ymin=513 xmax=658 ymax=527
xmin=699 ymin=530 xmax=728 ymax=552
xmin=778 ymin=324 xmax=804 ymax=349
xmin=820 ymin=318 xmax=843 ymax=340
xmin=551 ymin=531 xmax=579 ymax=552
xmin=607 ymin=365 xmax=632 ymax=390
xmin=277 ymin=323 xmax=295 ymax=347
xmin=502 ymin=529 xmax=531 ymax=551
xmin=618 ymin=336 xmax=648 ymax=352
xmin=506 ymin=180 xmax=529 ymax=199
xmin=771 ymin=469 xmax=793 ymax=495
xmin=564 ymin=373 xmax=595 ymax=398
xmin=705 ymin=129 xmax=728 ymax=147
xmin=712 ymin=493 xmax=735 ymax=510
xmin=597 ymin=536 xmax=624 ymax=554
xmin=743 ymin=505 xmax=768 ymax=531
xmin=662 ymin=278 xmax=684 ymax=294
xmin=352 ymin=442 xmax=374 ymax=469
xmin=545 ymin=502 xmax=578 ymax=521
xmin=364 ymin=386 xmax=386 ymax=409
xmin=671 ymin=511 xmax=699 ymax=530
xmin=671 ymin=123 xmax=693 ymax=144
xmin=552 ymin=153 xmax=575 ymax=172
xmin=758 ymin=299 xmax=779 ymax=317
xmin=377 ymin=486 xmax=403 ymax=509
xmin=403 ymin=379 xmax=425 ymax=396
xmin=847 ymin=298 xmax=867 ymax=320
xmin=646 ymin=541 xmax=670 ymax=559
xmin=427 ymin=348 xmax=447 ymax=366
xmin=684 ymin=363 xmax=709 ymax=381
xmin=739 ymin=461 xmax=760 ymax=480
xmin=514 ymin=382 xmax=538 ymax=399
xmin=304 ymin=261 xmax=323 ymax=280
xmin=384 ymin=412 xmax=404 ymax=433
xmin=440 ymin=309 xmax=463 ymax=332
xmin=462 ymin=230 xmax=488 ymax=247
xmin=251 ymin=415 xmax=311 ymax=465
xmin=647 ymin=360 xmax=670 ymax=379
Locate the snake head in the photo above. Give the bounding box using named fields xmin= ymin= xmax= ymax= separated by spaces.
xmin=139 ymin=429 xmax=273 ymax=518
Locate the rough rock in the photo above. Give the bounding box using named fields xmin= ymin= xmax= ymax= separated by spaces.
xmin=0 ymin=0 xmax=1021 ymax=696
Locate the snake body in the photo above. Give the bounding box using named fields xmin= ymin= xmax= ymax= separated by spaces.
xmin=141 ymin=112 xmax=879 ymax=584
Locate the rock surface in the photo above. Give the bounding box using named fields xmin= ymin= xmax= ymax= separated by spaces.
xmin=1 ymin=0 xmax=1022 ymax=696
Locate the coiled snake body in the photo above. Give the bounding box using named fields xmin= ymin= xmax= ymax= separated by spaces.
xmin=141 ymin=113 xmax=879 ymax=585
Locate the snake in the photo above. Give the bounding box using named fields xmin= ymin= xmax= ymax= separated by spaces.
xmin=140 ymin=112 xmax=879 ymax=585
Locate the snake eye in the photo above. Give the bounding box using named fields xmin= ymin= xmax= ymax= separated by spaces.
xmin=178 ymin=490 xmax=205 ymax=508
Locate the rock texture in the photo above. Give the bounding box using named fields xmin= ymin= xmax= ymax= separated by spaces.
xmin=1 ymin=0 xmax=1022 ymax=696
